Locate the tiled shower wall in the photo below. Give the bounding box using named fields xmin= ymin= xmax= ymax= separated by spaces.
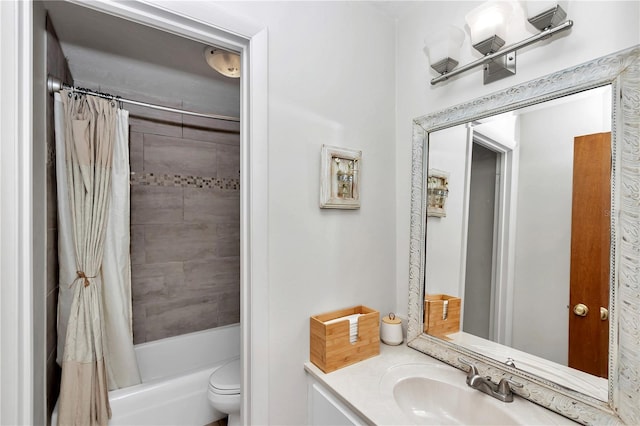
xmin=45 ymin=16 xmax=73 ymax=423
xmin=95 ymin=85 xmax=242 ymax=344
xmin=70 ymin=81 xmax=242 ymax=343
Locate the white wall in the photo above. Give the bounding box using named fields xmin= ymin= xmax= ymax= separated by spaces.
xmin=187 ymin=2 xmax=396 ymax=424
xmin=512 ymin=88 xmax=611 ymax=364
xmin=424 ymin=125 xmax=468 ymax=296
xmin=395 ymin=1 xmax=640 ymax=318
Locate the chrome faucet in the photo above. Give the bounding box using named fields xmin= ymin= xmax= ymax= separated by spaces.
xmin=458 ymin=358 xmax=523 ymax=403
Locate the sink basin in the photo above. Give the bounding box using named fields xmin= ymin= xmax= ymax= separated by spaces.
xmin=379 ymin=363 xmax=572 ymax=426
xmin=393 ymin=377 xmax=519 ymax=425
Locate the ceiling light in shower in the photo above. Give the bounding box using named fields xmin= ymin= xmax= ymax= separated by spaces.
xmin=204 ymin=47 xmax=240 ymax=78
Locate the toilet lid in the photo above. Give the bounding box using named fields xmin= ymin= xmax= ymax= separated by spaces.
xmin=209 ymin=358 xmax=240 ymax=395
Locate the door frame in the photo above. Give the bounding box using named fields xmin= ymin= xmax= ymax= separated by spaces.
xmin=0 ymin=2 xmax=35 ymax=424
xmin=0 ymin=1 xmax=269 ymax=424
xmin=461 ymin=127 xmax=519 ymax=346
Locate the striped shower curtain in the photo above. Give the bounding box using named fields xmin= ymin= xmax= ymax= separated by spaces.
xmin=54 ymin=90 xmax=140 ymax=425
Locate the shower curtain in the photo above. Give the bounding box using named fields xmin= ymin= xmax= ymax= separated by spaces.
xmin=54 ymin=91 xmax=141 ymax=425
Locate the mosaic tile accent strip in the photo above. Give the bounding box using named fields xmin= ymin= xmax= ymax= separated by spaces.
xmin=130 ymin=172 xmax=240 ymax=190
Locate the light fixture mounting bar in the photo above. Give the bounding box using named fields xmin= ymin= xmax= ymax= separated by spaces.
xmin=431 ymin=20 xmax=573 ymax=85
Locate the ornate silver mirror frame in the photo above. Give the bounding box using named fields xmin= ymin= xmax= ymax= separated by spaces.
xmin=407 ymin=45 xmax=640 ymax=425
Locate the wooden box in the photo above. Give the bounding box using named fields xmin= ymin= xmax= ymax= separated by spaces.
xmin=310 ymin=305 xmax=380 ymax=373
xmin=424 ymin=294 xmax=461 ymax=337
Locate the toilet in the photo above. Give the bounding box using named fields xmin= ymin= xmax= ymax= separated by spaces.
xmin=208 ymin=357 xmax=241 ymax=426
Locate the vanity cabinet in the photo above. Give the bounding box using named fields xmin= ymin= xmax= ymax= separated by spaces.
xmin=307 ymin=376 xmax=366 ymax=425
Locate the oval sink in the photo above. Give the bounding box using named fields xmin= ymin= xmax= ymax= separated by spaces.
xmin=379 ymin=363 xmax=573 ymax=425
xmin=393 ymin=376 xmax=519 ymax=425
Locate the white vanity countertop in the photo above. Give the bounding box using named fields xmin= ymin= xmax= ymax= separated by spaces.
xmin=304 ymin=343 xmax=578 ymax=425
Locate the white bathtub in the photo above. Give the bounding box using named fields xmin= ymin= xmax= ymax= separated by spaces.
xmin=52 ymin=323 xmax=240 ymax=426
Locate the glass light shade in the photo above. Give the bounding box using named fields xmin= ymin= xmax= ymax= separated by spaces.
xmin=465 ymin=1 xmax=514 ymax=45
xmin=204 ymin=47 xmax=241 ymax=78
xmin=424 ymin=26 xmax=466 ymax=65
xmin=523 ymin=0 xmax=568 ymax=19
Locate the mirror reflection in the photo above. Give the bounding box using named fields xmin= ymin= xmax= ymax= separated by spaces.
xmin=424 ymin=85 xmax=612 ymax=401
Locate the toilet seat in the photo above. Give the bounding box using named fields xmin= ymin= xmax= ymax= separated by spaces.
xmin=208 ymin=358 xmax=240 ymax=395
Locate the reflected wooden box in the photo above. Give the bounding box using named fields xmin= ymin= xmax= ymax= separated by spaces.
xmin=424 ymin=294 xmax=461 ymax=337
xmin=310 ymin=305 xmax=380 ymax=373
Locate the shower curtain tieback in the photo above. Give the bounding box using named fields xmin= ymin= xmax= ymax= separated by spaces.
xmin=74 ymin=271 xmax=96 ymax=287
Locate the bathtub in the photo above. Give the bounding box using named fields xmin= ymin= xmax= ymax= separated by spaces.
xmin=52 ymin=323 xmax=240 ymax=426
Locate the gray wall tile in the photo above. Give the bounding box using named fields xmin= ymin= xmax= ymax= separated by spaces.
xmin=216 ymin=224 xmax=240 ymax=257
xmin=217 ymin=238 xmax=240 ymax=258
xmin=129 ymin=132 xmax=144 ymax=172
xmin=216 ymin=223 xmax=240 ymax=238
xmin=117 ymin=86 xmax=240 ymax=344
xmin=131 ymin=262 xmax=183 ymax=302
xmin=217 ymin=144 xmax=240 ymax=179
xmin=46 ymin=290 xmax=58 ymax=357
xmin=167 ymin=283 xmax=236 ymax=299
xmin=130 ymin=225 xmax=145 ymax=265
xmin=46 ymin=162 xmax=58 ymax=230
xmin=47 ymin=229 xmax=58 ymax=294
xmin=182 ymin=126 xmax=240 ymax=146
xmin=144 ymin=134 xmax=217 ymax=176
xmin=129 ymin=115 xmax=182 ymax=138
xmin=144 ymin=295 xmax=220 ymax=341
xmin=218 ymin=290 xmax=240 ymax=326
xmin=144 ymin=223 xmax=217 ymax=263
xmin=183 ymin=258 xmax=239 ymax=288
xmin=99 ymin=85 xmax=183 ymax=109
xmin=184 ymin=188 xmax=239 ymax=223
xmin=131 ymin=186 xmax=183 ymax=224
xmin=132 ymin=304 xmax=147 ymax=345
xmin=219 ymin=290 xmax=240 ymax=308
xmin=182 ymin=114 xmax=240 ymax=133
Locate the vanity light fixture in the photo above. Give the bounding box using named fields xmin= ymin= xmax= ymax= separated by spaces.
xmin=427 ymin=1 xmax=573 ymax=85
xmin=204 ymin=46 xmax=241 ymax=78
xmin=424 ymin=26 xmax=466 ymax=75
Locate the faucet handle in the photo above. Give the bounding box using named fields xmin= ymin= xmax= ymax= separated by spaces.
xmin=458 ymin=357 xmax=475 ymax=369
xmin=498 ymin=377 xmax=523 ymax=395
xmin=458 ymin=357 xmax=479 ymax=381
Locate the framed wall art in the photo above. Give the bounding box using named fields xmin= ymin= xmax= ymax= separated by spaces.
xmin=427 ymin=169 xmax=449 ymax=217
xmin=320 ymin=145 xmax=361 ymax=209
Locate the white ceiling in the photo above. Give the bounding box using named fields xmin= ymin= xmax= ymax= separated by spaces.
xmin=43 ymin=1 xmax=414 ymax=116
xmin=44 ymin=1 xmax=241 ymax=116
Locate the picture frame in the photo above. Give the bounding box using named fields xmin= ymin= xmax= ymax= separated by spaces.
xmin=320 ymin=145 xmax=361 ymax=209
xmin=427 ymin=169 xmax=449 ymax=217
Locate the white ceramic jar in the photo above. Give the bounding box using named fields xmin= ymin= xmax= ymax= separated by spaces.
xmin=380 ymin=313 xmax=403 ymax=345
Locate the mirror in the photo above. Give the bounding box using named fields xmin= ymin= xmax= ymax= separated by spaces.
xmin=407 ymin=46 xmax=640 ymax=425
xmin=425 ymin=86 xmax=612 ymax=401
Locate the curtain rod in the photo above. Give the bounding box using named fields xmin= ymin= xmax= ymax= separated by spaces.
xmin=47 ymin=76 xmax=240 ymax=123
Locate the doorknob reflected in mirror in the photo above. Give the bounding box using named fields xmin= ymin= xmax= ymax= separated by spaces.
xmin=573 ymin=303 xmax=589 ymax=317
xmin=600 ymin=307 xmax=609 ymax=321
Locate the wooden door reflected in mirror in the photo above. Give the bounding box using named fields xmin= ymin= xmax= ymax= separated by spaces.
xmin=568 ymin=132 xmax=611 ymax=379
